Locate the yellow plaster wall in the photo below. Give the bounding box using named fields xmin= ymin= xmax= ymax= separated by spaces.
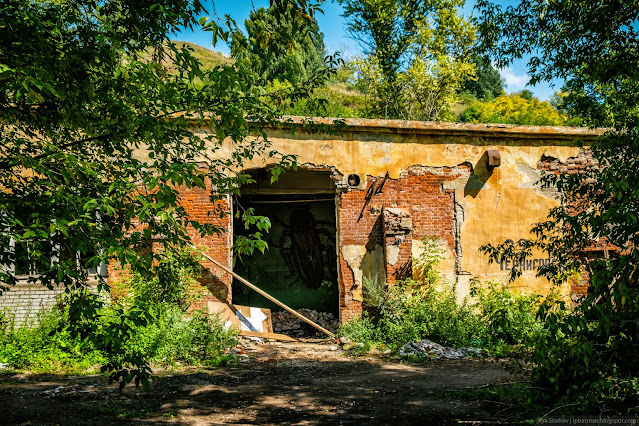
xmin=192 ymin=118 xmax=599 ymax=297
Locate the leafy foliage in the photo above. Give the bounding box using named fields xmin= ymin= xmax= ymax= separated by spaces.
xmin=268 ymin=77 xmax=368 ymax=118
xmin=342 ymin=278 xmax=547 ymax=355
xmin=340 ymin=238 xmax=549 ymax=355
xmin=0 ymin=252 xmax=238 ymax=376
xmin=0 ymin=0 xmax=334 ymax=387
xmin=342 ymin=0 xmax=476 ymax=120
xmin=230 ymin=2 xmax=326 ymax=85
xmin=0 ymin=308 xmax=106 ymax=373
xmin=476 ymin=0 xmax=639 ymax=413
xmin=125 ymin=248 xmax=205 ymax=310
xmin=460 ymin=55 xmax=504 ymax=101
xmin=459 ymin=92 xmax=567 ymax=125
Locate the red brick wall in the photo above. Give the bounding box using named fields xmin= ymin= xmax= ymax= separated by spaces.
xmin=180 ymin=188 xmax=233 ymax=306
xmin=537 ymin=148 xmax=594 ymax=174
xmin=536 ymin=148 xmax=620 ymax=302
xmin=107 ymin=182 xmax=233 ymax=307
xmin=336 ymin=165 xmax=469 ymax=322
xmin=107 ymin=165 xmax=469 ymax=323
xmin=382 ymin=208 xmax=413 ymax=284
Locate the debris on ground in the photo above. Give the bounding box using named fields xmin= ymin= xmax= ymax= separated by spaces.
xmin=4 ymin=340 xmax=514 ymax=424
xmin=41 ymin=384 xmax=103 ymax=400
xmin=399 ymin=339 xmax=484 ymax=360
xmin=272 ymin=310 xmax=338 ymax=337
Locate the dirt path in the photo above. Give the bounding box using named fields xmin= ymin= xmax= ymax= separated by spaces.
xmin=0 ymin=339 xmax=515 ymax=425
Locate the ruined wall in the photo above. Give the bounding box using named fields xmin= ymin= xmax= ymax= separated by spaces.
xmin=2 ymin=119 xmax=600 ymax=324
xmin=106 ymin=182 xmax=233 ymax=307
xmin=180 ymin=187 xmax=233 ymax=307
xmin=336 ymin=166 xmax=469 ymax=321
xmin=220 ymin=118 xmax=600 ymax=321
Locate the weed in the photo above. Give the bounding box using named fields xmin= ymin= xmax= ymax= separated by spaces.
xmin=0 ymin=249 xmax=238 ymax=374
xmin=339 ymin=237 xmax=561 ymax=357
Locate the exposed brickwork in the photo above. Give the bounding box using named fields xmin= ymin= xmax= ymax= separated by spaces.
xmin=537 ymin=148 xmax=594 ymax=174
xmin=106 ymin=180 xmax=233 ymax=307
xmin=0 ymin=280 xmax=101 ymax=325
xmin=171 ymin=187 xmax=232 ymax=307
xmin=536 ymin=148 xmax=620 ymax=302
xmin=336 ymin=165 xmax=470 ymax=322
xmin=570 ymin=272 xmax=589 ymax=303
xmin=382 ymin=208 xmax=413 ymax=284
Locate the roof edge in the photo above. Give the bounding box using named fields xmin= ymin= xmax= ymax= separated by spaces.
xmin=269 ymin=116 xmax=604 ymax=140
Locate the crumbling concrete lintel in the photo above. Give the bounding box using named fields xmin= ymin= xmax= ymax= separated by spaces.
xmin=382 ymin=208 xmax=413 ymax=239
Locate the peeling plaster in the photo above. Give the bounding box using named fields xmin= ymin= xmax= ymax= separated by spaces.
xmin=361 ymin=245 xmax=385 ymax=284
xmin=342 ymin=245 xmax=368 ymax=302
xmin=191 ymin=119 xmax=596 ymax=297
xmin=412 ymin=238 xmax=455 ymax=283
xmin=386 ymin=245 xmax=400 ymax=266
xmin=516 ymin=163 xmax=541 ymax=188
xmin=453 ymin=199 xmax=466 ymax=275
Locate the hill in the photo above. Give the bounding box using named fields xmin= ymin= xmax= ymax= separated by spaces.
xmin=141 ymin=41 xmax=232 ymax=72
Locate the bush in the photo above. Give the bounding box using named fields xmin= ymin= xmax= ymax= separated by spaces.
xmin=123 ymin=304 xmax=237 ymax=366
xmin=339 ymin=237 xmax=559 ymax=356
xmin=0 ymin=249 xmax=238 ymax=374
xmin=0 ymin=308 xmax=106 ymax=373
xmin=458 ymin=93 xmax=567 ymax=126
xmin=341 ymin=278 xmax=553 ymax=355
xmin=110 ymin=248 xmax=238 ymax=367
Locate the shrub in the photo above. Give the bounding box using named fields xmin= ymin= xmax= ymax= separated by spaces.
xmin=341 ymin=278 xmax=553 ymax=355
xmin=125 ymin=248 xmax=205 ymax=310
xmin=339 ymin=237 xmax=559 ymax=356
xmin=123 ymin=304 xmax=237 ymax=366
xmin=0 ymin=307 xmax=106 ymax=373
xmin=113 ymin=248 xmax=238 ymax=366
xmin=0 ymin=248 xmax=238 ymax=374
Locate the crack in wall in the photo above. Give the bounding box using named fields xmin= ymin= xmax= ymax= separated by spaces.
xmin=453 ymin=198 xmax=467 ymax=275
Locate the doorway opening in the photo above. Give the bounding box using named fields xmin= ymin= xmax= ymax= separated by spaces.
xmin=231 ymin=168 xmax=339 ymax=317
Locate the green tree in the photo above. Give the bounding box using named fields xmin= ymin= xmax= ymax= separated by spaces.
xmin=0 ymin=0 xmax=334 ymax=387
xmin=459 ymin=92 xmax=566 ymax=125
xmin=460 ymin=54 xmax=504 ymax=100
xmin=230 ymin=2 xmax=326 ymax=84
xmin=477 ymin=0 xmax=639 ymax=413
xmin=343 ymin=0 xmax=476 ymax=120
xmin=340 ymin=0 xmax=426 ymax=116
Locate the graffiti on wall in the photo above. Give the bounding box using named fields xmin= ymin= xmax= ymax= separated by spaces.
xmin=495 ymin=239 xmax=551 ymax=272
xmin=280 ymin=207 xmax=337 ymax=289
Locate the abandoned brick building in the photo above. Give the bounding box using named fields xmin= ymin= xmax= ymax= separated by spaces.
xmin=0 ymin=118 xmax=601 ymax=323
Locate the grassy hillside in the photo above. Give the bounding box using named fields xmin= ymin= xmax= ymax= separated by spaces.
xmin=172 ymin=41 xmax=232 ymax=69
xmin=141 ymin=41 xmax=232 ymax=73
xmin=160 ymin=42 xmax=569 ymax=125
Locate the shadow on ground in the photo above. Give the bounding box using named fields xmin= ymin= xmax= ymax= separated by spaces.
xmin=0 ymin=343 xmax=514 ymax=425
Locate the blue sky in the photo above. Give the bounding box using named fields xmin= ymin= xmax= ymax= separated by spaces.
xmin=173 ymin=0 xmax=561 ymax=101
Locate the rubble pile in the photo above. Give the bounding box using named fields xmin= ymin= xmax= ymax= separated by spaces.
xmin=41 ymin=384 xmax=104 ymax=400
xmin=272 ymin=309 xmax=338 ymax=337
xmin=399 ymin=339 xmax=482 ymax=360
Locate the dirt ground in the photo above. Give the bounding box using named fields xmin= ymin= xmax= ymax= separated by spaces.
xmin=0 ymin=338 xmax=518 ymax=425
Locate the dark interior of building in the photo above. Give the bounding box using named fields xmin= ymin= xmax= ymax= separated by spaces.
xmin=232 ymin=168 xmax=339 ymax=315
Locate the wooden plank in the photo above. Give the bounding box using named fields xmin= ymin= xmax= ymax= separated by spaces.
xmin=240 ymin=330 xmax=298 ymax=342
xmin=195 ymin=248 xmax=335 ymax=338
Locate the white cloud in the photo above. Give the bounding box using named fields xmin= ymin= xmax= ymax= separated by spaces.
xmin=500 ymin=67 xmax=530 ymax=91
